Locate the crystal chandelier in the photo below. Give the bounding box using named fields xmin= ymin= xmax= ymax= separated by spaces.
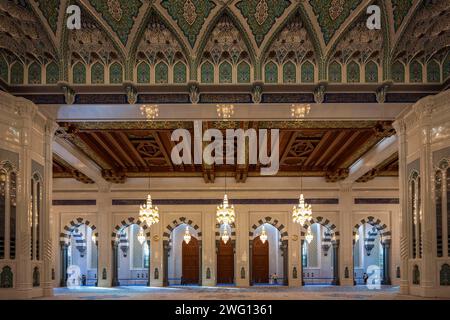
xmin=221 ymin=228 xmax=230 ymax=244
xmin=137 ymin=227 xmax=146 ymax=245
xmin=91 ymin=233 xmax=97 ymax=243
xmin=292 ymin=176 xmax=312 ymax=226
xmin=354 ymin=232 xmax=359 ymax=242
xmin=183 ymin=226 xmax=191 ymax=244
xmin=291 ymin=103 xmax=311 ymax=120
xmin=305 ymin=227 xmax=314 ymax=244
xmin=260 ymin=226 xmax=268 ymax=244
xmin=216 ymin=173 xmax=236 ymax=225
xmin=292 ymin=194 xmax=313 ymax=225
xmin=140 ymin=104 xmax=159 ymax=120
xmin=217 ymin=104 xmax=234 ymax=119
xmin=139 ymin=194 xmax=160 ymax=226
xmin=216 ymin=194 xmax=236 ymax=226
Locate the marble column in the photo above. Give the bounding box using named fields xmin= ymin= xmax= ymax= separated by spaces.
xmin=414 ymin=100 xmax=436 ymax=296
xmin=339 ymin=183 xmax=354 ymax=286
xmin=393 ymin=119 xmax=409 ymax=294
xmin=331 ymin=240 xmax=340 ymax=285
xmin=382 ymin=240 xmax=391 ymax=285
xmin=97 ymin=184 xmax=112 ymax=287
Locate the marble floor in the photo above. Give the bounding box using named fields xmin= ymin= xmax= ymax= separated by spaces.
xmin=37 ymin=285 xmax=446 ymax=300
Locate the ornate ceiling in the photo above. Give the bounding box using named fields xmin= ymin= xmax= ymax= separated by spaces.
xmin=54 ymin=120 xmax=396 ymax=183
xmin=0 ymin=0 xmax=448 ymax=100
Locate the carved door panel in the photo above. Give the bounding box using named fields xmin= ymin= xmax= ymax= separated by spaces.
xmin=252 ymin=236 xmax=269 ymax=284
xmin=182 ymin=236 xmax=199 ymax=284
xmin=217 ymin=240 xmax=234 ymax=284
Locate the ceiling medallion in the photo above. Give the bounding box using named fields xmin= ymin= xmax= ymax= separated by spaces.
xmin=329 ymin=0 xmax=345 ymax=21
xmin=183 ymin=0 xmax=198 ymax=26
xmin=107 ymin=0 xmax=123 ymax=22
xmin=255 ymin=0 xmax=269 ymax=26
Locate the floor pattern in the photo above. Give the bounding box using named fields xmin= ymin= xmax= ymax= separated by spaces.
xmin=36 ymin=285 xmax=447 ymax=300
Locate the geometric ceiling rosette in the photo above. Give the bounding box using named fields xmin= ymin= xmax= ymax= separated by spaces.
xmin=236 ymin=0 xmax=291 ymax=47
xmin=161 ymin=0 xmax=216 ymax=48
xmin=88 ymin=0 xmax=144 ymax=45
xmin=309 ymin=0 xmax=362 ymax=45
xmin=391 ymin=0 xmax=413 ymax=31
xmin=35 ymin=0 xmax=61 ymax=34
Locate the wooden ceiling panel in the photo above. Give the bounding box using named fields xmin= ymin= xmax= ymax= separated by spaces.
xmin=54 ymin=120 xmax=395 ymax=183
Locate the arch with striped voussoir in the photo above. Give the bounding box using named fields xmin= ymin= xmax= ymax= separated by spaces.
xmin=111 ymin=217 xmax=151 ymax=245
xmin=215 ymin=222 xmax=236 ymax=243
xmin=301 ymin=216 xmax=340 ymax=255
xmin=249 ymin=216 xmax=288 ymax=241
xmin=162 ymin=217 xmax=202 ymax=242
xmin=352 ymin=216 xmax=391 ymax=248
xmin=60 ymin=217 xmax=98 ymax=246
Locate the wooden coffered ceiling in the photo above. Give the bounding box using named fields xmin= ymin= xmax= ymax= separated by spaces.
xmin=54 ymin=120 xmax=397 ymax=184
xmin=53 ymin=154 xmax=95 ymax=184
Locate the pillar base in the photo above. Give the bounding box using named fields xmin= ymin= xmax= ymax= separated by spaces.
xmin=340 ymin=279 xmax=354 ymax=286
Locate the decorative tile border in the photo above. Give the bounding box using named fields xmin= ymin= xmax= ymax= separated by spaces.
xmin=354 ymin=198 xmax=399 ymax=204
xmin=53 ymin=200 xmax=96 ymax=206
xmin=112 ymin=198 xmax=338 ymax=206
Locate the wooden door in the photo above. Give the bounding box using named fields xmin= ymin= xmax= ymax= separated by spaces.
xmin=217 ymin=240 xmax=234 ymax=284
xmin=182 ymin=236 xmax=199 ymax=284
xmin=252 ymin=236 xmax=269 ymax=283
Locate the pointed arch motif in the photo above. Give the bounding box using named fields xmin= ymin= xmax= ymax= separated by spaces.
xmin=45 ymin=61 xmax=59 ymax=84
xmin=73 ymin=62 xmax=86 ymax=84
xmin=60 ymin=217 xmax=98 ymax=246
xmin=137 ymin=61 xmax=150 ymax=83
xmin=219 ymin=61 xmax=232 ymax=83
xmin=283 ymin=61 xmax=296 ymax=83
xmin=427 ymin=60 xmax=440 ymax=83
xmin=328 ymin=61 xmax=342 ymax=83
xmin=201 ymin=60 xmax=214 ymax=83
xmin=264 ymin=61 xmax=278 ymax=83
xmin=10 ymin=61 xmax=24 ymax=85
xmin=162 ymin=217 xmax=202 ymax=242
xmin=249 ymin=216 xmax=288 ymax=241
xmin=0 ymin=55 xmax=7 ymax=82
xmin=409 ymin=60 xmax=423 ymax=83
xmin=237 ymin=61 xmax=251 ymax=83
xmin=28 ymin=62 xmax=41 ymax=84
xmin=109 ymin=62 xmax=123 ymax=84
xmin=111 ymin=217 xmax=150 ymax=245
xmin=155 ymin=61 xmax=169 ymax=84
xmin=196 ymin=11 xmax=256 ymax=84
xmin=173 ymin=61 xmax=187 ymax=83
xmin=365 ymin=61 xmax=379 ymax=83
xmin=91 ymin=62 xmax=105 ymax=84
xmin=346 ymin=61 xmax=360 ymax=83
xmin=391 ymin=60 xmax=405 ymax=83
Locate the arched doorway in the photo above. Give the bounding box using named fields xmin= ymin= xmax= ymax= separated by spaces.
xmin=353 ymin=218 xmax=390 ymax=285
xmin=182 ymin=235 xmax=199 ymax=284
xmin=250 ymin=223 xmax=287 ymax=285
xmin=116 ymin=224 xmax=150 ymax=286
xmin=252 ymin=235 xmax=269 ymax=284
xmin=167 ymin=223 xmax=201 ymax=286
xmin=301 ymin=223 xmax=338 ymax=285
xmin=216 ymin=223 xmax=234 ymax=285
xmin=60 ymin=220 xmax=98 ymax=287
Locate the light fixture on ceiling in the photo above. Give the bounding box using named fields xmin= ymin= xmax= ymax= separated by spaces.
xmin=305 ymin=226 xmax=314 ymax=244
xmin=137 ymin=227 xmax=146 ymax=245
xmin=91 ymin=233 xmax=97 ymax=243
xmin=216 ymin=173 xmax=236 ymax=226
xmin=292 ymin=176 xmax=313 ymax=226
xmin=139 ymin=174 xmax=160 ymax=227
xmin=221 ymin=228 xmax=230 ymax=244
xmin=140 ymin=104 xmax=159 ymax=120
xmin=290 ymin=103 xmax=311 ymax=120
xmin=217 ymin=104 xmax=234 ymax=120
xmin=260 ymin=226 xmax=268 ymax=244
xmin=354 ymin=232 xmax=359 ymax=242
xmin=183 ymin=226 xmax=192 ymax=244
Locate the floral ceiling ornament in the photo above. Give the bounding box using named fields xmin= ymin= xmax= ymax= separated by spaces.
xmin=255 ymin=0 xmax=269 ymax=25
xmin=329 ymin=0 xmax=345 ymax=21
xmin=183 ymin=0 xmax=198 ymax=26
xmin=107 ymin=0 xmax=123 ymax=22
